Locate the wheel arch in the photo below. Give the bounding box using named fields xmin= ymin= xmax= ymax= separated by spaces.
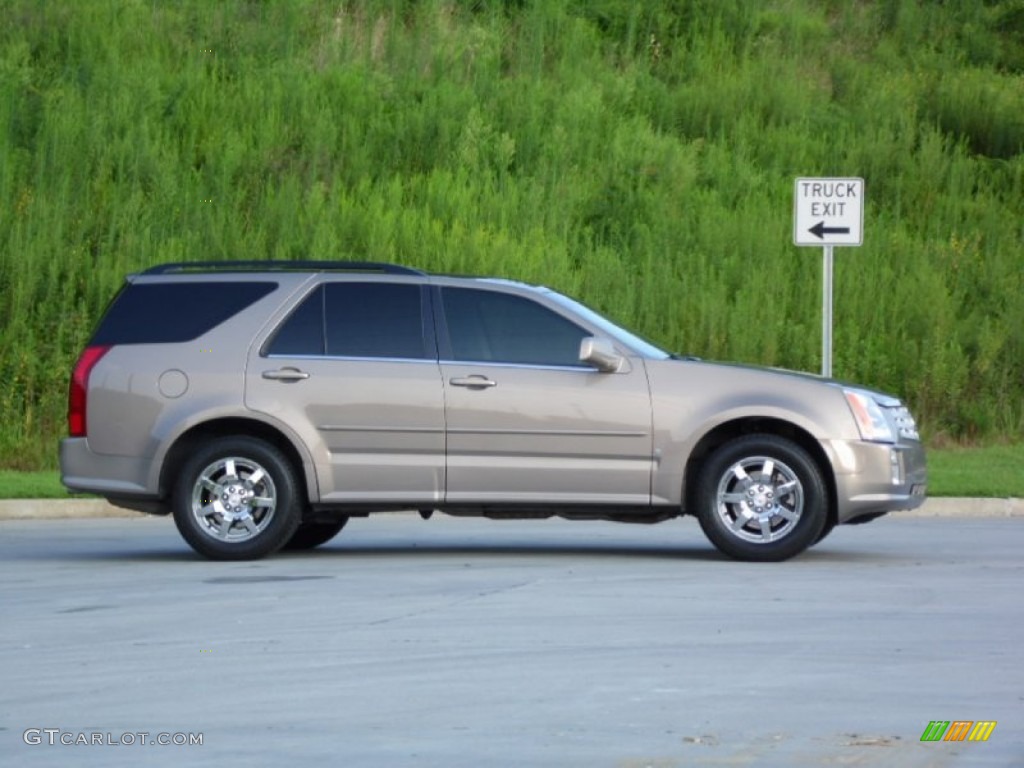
xmin=159 ymin=417 xmax=315 ymax=504
xmin=682 ymin=417 xmax=837 ymax=529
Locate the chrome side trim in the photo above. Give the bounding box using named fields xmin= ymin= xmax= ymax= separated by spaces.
xmin=264 ymin=354 xmax=438 ymax=364
xmin=439 ymin=359 xmax=595 ymax=373
xmin=448 ymin=427 xmax=648 ymax=438
xmin=318 ymin=425 xmax=445 ymax=434
xmin=264 ymin=355 xmax=601 ymax=372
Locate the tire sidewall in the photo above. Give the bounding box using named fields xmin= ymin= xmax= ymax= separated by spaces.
xmin=172 ymin=436 xmax=302 ymax=560
xmin=696 ymin=434 xmax=828 ymax=562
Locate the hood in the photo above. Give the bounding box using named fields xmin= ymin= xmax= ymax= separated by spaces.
xmin=670 ymin=357 xmax=903 ymax=406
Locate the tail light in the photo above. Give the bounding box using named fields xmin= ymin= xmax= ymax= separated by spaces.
xmin=68 ymin=346 xmax=111 ymax=437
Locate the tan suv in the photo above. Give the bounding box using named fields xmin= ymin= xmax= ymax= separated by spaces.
xmin=61 ymin=261 xmax=927 ymax=561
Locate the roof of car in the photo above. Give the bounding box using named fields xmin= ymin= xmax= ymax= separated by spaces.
xmin=140 ymin=261 xmax=425 ymax=276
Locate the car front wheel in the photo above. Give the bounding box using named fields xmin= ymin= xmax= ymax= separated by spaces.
xmin=172 ymin=437 xmax=302 ymax=560
xmin=696 ymin=434 xmax=827 ymax=562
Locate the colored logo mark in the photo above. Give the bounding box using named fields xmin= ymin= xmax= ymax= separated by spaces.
xmin=920 ymin=720 xmax=997 ymax=742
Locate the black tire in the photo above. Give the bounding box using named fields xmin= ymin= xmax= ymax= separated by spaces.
xmin=172 ymin=436 xmax=302 ymax=560
xmin=814 ymin=518 xmax=837 ymax=545
xmin=695 ymin=434 xmax=828 ymax=562
xmin=283 ymin=519 xmax=348 ymax=551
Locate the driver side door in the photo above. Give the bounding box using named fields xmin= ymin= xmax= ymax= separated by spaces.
xmin=437 ymin=285 xmax=654 ymax=505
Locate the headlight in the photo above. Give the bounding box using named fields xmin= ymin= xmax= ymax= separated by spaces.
xmin=844 ymin=389 xmax=895 ymax=443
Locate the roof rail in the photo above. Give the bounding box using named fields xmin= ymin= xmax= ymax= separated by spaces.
xmin=141 ymin=260 xmax=425 ymax=276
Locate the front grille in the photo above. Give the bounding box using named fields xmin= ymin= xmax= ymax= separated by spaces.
xmin=888 ymin=405 xmax=920 ymax=441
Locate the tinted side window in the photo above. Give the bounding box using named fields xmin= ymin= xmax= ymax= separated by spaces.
xmin=442 ymin=288 xmax=587 ymax=366
xmin=324 ymin=283 xmax=427 ymax=359
xmin=265 ymin=286 xmax=325 ymax=356
xmin=91 ymin=282 xmax=276 ymax=345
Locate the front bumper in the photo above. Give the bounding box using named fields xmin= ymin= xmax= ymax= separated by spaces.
xmin=827 ymin=438 xmax=927 ymax=523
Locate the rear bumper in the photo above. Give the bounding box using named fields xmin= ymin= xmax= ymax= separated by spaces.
xmin=60 ymin=438 xmax=156 ymax=498
xmin=828 ymin=438 xmax=927 ymax=523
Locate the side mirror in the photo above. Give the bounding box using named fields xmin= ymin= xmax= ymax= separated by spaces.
xmin=579 ymin=337 xmax=627 ymax=373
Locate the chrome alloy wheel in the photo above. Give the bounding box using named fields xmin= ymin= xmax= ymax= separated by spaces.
xmin=190 ymin=456 xmax=277 ymax=542
xmin=714 ymin=455 xmax=804 ymax=544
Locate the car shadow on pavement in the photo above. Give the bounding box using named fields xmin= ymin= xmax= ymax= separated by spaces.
xmin=0 ymin=539 xmax=915 ymax=565
xmin=295 ymin=542 xmax=724 ymax=562
xmin=0 ymin=519 xmax=916 ymax=565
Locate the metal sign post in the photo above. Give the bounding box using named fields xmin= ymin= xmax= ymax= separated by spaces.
xmin=822 ymin=245 xmax=833 ymax=378
xmin=793 ymin=178 xmax=864 ymax=378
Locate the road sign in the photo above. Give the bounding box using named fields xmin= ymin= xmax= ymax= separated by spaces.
xmin=793 ymin=177 xmax=865 ymax=378
xmin=793 ymin=177 xmax=864 ymax=247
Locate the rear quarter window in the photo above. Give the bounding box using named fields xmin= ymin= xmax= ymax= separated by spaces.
xmin=90 ymin=282 xmax=277 ymax=344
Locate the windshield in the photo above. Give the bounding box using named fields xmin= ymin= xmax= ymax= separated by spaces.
xmin=542 ymin=289 xmax=672 ymax=360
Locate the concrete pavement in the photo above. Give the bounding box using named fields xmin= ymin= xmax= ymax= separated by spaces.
xmin=2 ymin=514 xmax=1022 ymax=767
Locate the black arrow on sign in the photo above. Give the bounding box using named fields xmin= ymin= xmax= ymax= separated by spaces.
xmin=809 ymin=221 xmax=850 ymax=239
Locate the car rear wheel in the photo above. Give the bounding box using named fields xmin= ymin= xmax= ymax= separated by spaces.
xmin=172 ymin=436 xmax=302 ymax=560
xmin=283 ymin=519 xmax=348 ymax=550
xmin=696 ymin=434 xmax=827 ymax=562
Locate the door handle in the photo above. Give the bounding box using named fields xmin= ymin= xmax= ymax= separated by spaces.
xmin=262 ymin=368 xmax=310 ymax=382
xmin=449 ymin=375 xmax=497 ymax=389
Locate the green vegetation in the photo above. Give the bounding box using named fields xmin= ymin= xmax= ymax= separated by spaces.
xmin=4 ymin=442 xmax=1023 ymax=499
xmin=1 ymin=0 xmax=1022 ymax=469
xmin=927 ymin=443 xmax=1024 ymax=498
xmin=0 ymin=470 xmax=69 ymax=499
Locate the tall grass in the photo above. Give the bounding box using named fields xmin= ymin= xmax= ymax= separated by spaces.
xmin=1 ymin=0 xmax=1022 ymax=468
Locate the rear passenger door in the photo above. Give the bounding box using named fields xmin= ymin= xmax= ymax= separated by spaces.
xmin=245 ymin=279 xmax=446 ymax=504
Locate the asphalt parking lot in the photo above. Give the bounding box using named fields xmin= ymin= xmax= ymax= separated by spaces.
xmin=1 ymin=513 xmax=1021 ymax=767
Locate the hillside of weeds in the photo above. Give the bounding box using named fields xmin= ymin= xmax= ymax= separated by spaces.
xmin=1 ymin=0 xmax=1022 ymax=468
